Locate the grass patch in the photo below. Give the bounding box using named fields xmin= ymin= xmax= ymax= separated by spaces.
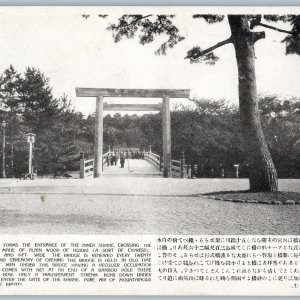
xmin=202 ymin=191 xmax=300 ymax=205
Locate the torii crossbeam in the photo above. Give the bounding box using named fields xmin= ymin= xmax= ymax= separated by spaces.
xmin=75 ymin=88 xmax=190 ymax=178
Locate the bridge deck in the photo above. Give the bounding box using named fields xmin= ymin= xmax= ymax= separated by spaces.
xmin=103 ymin=159 xmax=162 ymax=177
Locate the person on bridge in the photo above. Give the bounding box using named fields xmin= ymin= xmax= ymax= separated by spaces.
xmin=106 ymin=153 xmax=111 ymax=166
xmin=120 ymin=152 xmax=125 ymax=168
xmin=110 ymin=153 xmax=116 ymax=166
xmin=115 ymin=151 xmax=119 ymax=166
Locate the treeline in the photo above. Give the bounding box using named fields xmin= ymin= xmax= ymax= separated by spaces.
xmin=0 ymin=65 xmax=85 ymax=177
xmin=0 ymin=66 xmax=299 ymax=178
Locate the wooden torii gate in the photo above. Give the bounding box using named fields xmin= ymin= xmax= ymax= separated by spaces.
xmin=75 ymin=88 xmax=190 ymax=178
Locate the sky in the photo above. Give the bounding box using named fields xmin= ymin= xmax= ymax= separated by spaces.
xmin=0 ymin=6 xmax=299 ymax=116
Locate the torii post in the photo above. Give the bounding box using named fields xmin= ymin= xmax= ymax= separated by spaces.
xmin=75 ymin=88 xmax=190 ymax=178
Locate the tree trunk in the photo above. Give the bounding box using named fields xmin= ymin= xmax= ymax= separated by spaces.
xmin=228 ymin=15 xmax=278 ymax=192
xmin=10 ymin=109 xmax=14 ymax=178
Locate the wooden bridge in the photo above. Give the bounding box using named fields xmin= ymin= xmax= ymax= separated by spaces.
xmin=76 ymin=87 xmax=190 ymax=178
xmin=79 ymin=150 xmax=188 ymax=179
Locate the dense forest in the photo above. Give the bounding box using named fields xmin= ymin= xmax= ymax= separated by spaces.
xmin=0 ymin=65 xmax=299 ymax=178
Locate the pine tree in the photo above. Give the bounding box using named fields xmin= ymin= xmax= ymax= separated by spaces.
xmin=0 ymin=65 xmax=22 ymax=177
xmin=105 ymin=14 xmax=300 ymax=191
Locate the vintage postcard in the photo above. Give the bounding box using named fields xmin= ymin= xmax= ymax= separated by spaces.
xmin=0 ymin=6 xmax=299 ymax=295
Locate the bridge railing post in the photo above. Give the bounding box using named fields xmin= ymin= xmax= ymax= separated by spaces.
xmin=180 ymin=152 xmax=185 ymax=178
xmin=107 ymin=147 xmax=111 ymax=166
xmin=194 ymin=164 xmax=198 ymax=178
xmin=159 ymin=155 xmax=162 ymax=172
xmin=80 ymin=152 xmax=85 ymax=179
xmin=187 ymin=164 xmax=191 ymax=179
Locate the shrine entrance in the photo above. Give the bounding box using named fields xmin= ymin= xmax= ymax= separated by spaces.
xmin=75 ymin=88 xmax=190 ymax=178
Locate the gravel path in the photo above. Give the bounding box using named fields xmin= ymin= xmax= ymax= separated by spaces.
xmin=0 ymin=178 xmax=299 ymax=235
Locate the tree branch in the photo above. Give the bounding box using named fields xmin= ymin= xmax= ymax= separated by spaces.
xmin=185 ymin=37 xmax=232 ymax=59
xmin=201 ymin=37 xmax=233 ymax=56
xmin=252 ymin=31 xmax=266 ymax=43
xmin=257 ymin=22 xmax=294 ymax=35
xmin=124 ymin=14 xmax=153 ymax=28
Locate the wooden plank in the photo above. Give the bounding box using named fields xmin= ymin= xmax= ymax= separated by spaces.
xmin=171 ymin=166 xmax=181 ymax=171
xmin=171 ymin=159 xmax=181 ymax=164
xmin=94 ymin=96 xmax=104 ymax=178
xmin=76 ymin=88 xmax=190 ymax=98
xmin=103 ymin=103 xmax=162 ymax=111
xmin=85 ymin=166 xmax=94 ymax=171
xmin=162 ymin=96 xmax=172 ymax=178
xmin=84 ymin=159 xmax=94 ymax=164
xmin=149 ymin=152 xmax=160 ymax=159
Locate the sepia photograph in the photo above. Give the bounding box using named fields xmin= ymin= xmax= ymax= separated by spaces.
xmin=0 ymin=6 xmax=299 ymax=235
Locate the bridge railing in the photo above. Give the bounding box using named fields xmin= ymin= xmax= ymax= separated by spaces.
xmin=80 ymin=157 xmax=94 ymax=179
xmin=144 ymin=150 xmax=186 ymax=178
xmin=80 ymin=151 xmax=111 ymax=178
xmin=143 ymin=151 xmax=161 ymax=170
xmin=170 ymin=159 xmax=185 ymax=178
